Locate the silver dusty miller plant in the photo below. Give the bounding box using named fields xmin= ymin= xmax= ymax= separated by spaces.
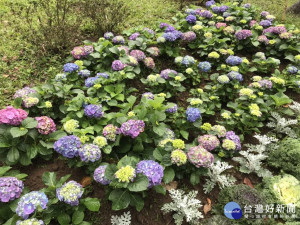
xmin=203 ymin=161 xmax=236 ymax=194
xmin=266 ymin=112 xmax=297 ymax=138
xmin=111 ymin=211 xmax=131 ymax=225
xmin=161 ymin=189 xmax=203 ymax=225
xmin=233 ymin=134 xmax=278 ymax=177
xmin=289 ymin=101 xmax=300 ymax=115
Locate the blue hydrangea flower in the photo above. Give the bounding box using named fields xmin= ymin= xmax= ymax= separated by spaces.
xmin=198 ymin=61 xmax=212 ymax=72
xmin=166 ymin=104 xmax=178 ymax=113
xmin=260 ymin=20 xmax=272 ymax=27
xmin=96 ymin=73 xmax=109 ymax=78
xmin=55 ymin=73 xmax=67 ymax=82
xmin=94 ymin=165 xmax=111 ymax=185
xmin=0 ymin=177 xmax=24 ymax=202
xmin=162 ymin=32 xmax=177 ymax=42
xmin=186 ymin=107 xmax=201 ymax=122
xmin=56 ymin=181 xmax=83 ymax=206
xmin=186 ymin=15 xmax=197 ymax=24
xmin=225 ymin=56 xmax=243 ymax=66
xmin=181 ymin=56 xmax=195 ymax=67
xmin=63 ymin=63 xmax=79 ymax=73
xmin=78 ymin=69 xmax=91 ymax=78
xmin=185 ymin=9 xmax=196 ymax=15
xmin=53 ymin=135 xmax=81 ymax=158
xmin=287 ymin=66 xmax=298 ymax=74
xmin=104 ymin=32 xmax=114 ymax=40
xmin=79 ymin=144 xmax=101 ymax=162
xmin=16 ymin=191 xmax=48 ymax=219
xmin=142 ymin=92 xmax=154 ymax=99
xmin=136 ymin=160 xmax=164 ymax=188
xmin=84 ymin=104 xmax=104 ymax=118
xmin=85 ymin=77 xmax=99 ymax=88
xmin=17 ymin=219 xmax=44 ymax=225
xmin=227 ymin=71 xmax=243 ymax=81
xmin=205 ymin=0 xmax=215 ymax=7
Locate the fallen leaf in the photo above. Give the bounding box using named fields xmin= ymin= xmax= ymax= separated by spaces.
xmin=203 ymin=198 xmax=212 ymax=215
xmin=282 ymin=104 xmax=291 ymax=108
xmin=81 ymin=176 xmax=92 ymax=187
xmin=244 ymin=177 xmax=254 ymax=188
xmin=163 ymin=181 xmax=178 ymax=191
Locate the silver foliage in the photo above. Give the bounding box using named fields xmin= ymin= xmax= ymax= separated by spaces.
xmin=111 ymin=211 xmax=131 ymax=225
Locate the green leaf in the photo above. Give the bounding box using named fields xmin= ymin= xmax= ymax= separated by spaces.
xmin=19 ymin=153 xmax=31 ymax=166
xmin=105 ymin=164 xmax=118 ymax=180
xmin=0 ymin=166 xmax=12 ymax=176
xmin=57 ymin=174 xmax=71 ymax=187
xmin=190 ymin=172 xmax=200 ymax=185
xmin=27 ymin=146 xmax=38 ymax=159
xmin=128 ymin=174 xmax=149 ymax=192
xmin=130 ymin=193 xmax=144 ymax=211
xmin=3 ymin=215 xmax=19 ymax=225
xmin=109 ymin=189 xmax=131 ymax=210
xmin=154 ymin=185 xmax=166 ymax=195
xmin=163 ymin=167 xmax=175 ymax=184
xmin=49 ymin=130 xmax=67 ymax=140
xmin=270 ymin=92 xmax=292 ymax=107
xmin=13 ymin=98 xmax=22 ymax=109
xmin=153 ymin=149 xmax=163 ymax=161
xmin=42 ymin=172 xmax=57 ymax=187
xmin=84 ymin=198 xmax=100 ymax=212
xmin=180 ymin=130 xmax=189 ymax=140
xmin=10 ymin=127 xmax=28 ymax=138
xmin=58 ymin=213 xmax=71 ymax=225
xmin=72 ymin=211 xmax=84 ymax=225
xmin=22 ymin=117 xmax=38 ymax=129
xmin=7 ymin=148 xmax=19 ymax=163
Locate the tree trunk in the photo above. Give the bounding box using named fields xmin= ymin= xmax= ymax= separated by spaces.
xmin=287 ymin=0 xmax=300 ymax=14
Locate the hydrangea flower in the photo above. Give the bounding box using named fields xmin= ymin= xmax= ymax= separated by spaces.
xmin=112 ymin=36 xmax=125 ymax=44
xmin=223 ymin=26 xmax=235 ymax=34
xmin=63 ymin=119 xmax=79 ymax=134
xmin=160 ymin=69 xmax=177 ymax=79
xmin=130 ymin=50 xmax=146 ymax=61
xmin=217 ymin=75 xmax=230 ymax=84
xmin=144 ymin=57 xmax=155 ymax=69
xmin=261 ymin=11 xmax=270 ymax=17
xmin=120 ymin=120 xmax=145 ymax=138
xmin=279 ymin=32 xmax=292 ymax=39
xmin=198 ymin=135 xmax=220 ymax=151
xmin=85 ymin=77 xmax=99 ymax=88
xmin=249 ymin=104 xmax=262 ymax=117
xmin=55 ymin=73 xmax=67 ymax=82
xmin=14 ymin=87 xmax=37 ymax=99
xmin=71 ymin=46 xmax=85 ymax=59
xmin=0 ymin=106 xmax=28 ymax=126
xmin=104 ymin=32 xmax=114 ymax=40
xmin=16 ymin=219 xmax=44 ymax=225
xmin=53 ymin=135 xmax=81 ymax=158
xmin=185 ymin=9 xmax=196 ymax=15
xmin=260 ymin=20 xmax=272 ymax=27
xmin=128 ymin=56 xmax=138 ymax=67
xmin=186 ymin=15 xmax=197 ymax=24
xmin=225 ymin=131 xmax=241 ymax=150
xmin=164 ymin=128 xmax=175 ymax=140
xmin=103 ymin=124 xmax=120 ymax=141
xmin=63 ymin=63 xmax=79 ymax=73
xmin=84 ymin=104 xmax=103 ymax=118
xmin=115 ymin=165 xmax=136 ymax=183
xmin=16 ymin=191 xmax=48 ymax=219
xmin=216 ymin=22 xmax=227 ymax=29
xmin=181 ymin=56 xmax=195 ymax=67
xmin=222 ymin=139 xmax=236 ymax=150
xmin=211 ymin=125 xmax=226 ymax=137
xmin=143 ymin=27 xmax=155 ymax=35
xmin=56 ymin=181 xmax=83 ymax=206
xmin=171 ymin=149 xmax=187 ymax=166
xmin=78 ymin=69 xmax=91 ymax=78
xmin=23 ymin=97 xmax=39 ymax=108
xmin=93 ymin=136 xmax=107 ymax=148
xmin=208 ymin=51 xmax=220 ymax=59
xmin=79 ymin=144 xmax=101 ymax=162
xmin=94 ymin=165 xmax=111 ymax=185
xmin=186 ymin=107 xmax=201 ymax=122
xmin=235 ymin=30 xmax=252 ymax=40
xmin=112 ymin=60 xmax=125 ymax=71
xmin=166 ymin=104 xmax=178 ymax=113
xmin=142 ymin=92 xmax=154 ymax=99
xmin=239 ymin=88 xmax=254 ymax=96
xmin=181 ymin=31 xmax=196 ymax=41
xmin=129 ymin=32 xmax=140 ymax=40
xmin=205 ymin=0 xmax=215 ymax=7
xmin=157 ymin=36 xmax=166 ymax=43
xmin=258 ymin=35 xmax=269 ymax=45
xmin=147 ymin=47 xmax=160 ymax=57
xmin=263 ymin=26 xmax=286 ymax=34
xmin=172 ymin=139 xmax=185 ymax=149
xmin=35 ymin=116 xmax=56 ymax=135
xmin=287 ymin=66 xmax=298 ymax=74
xmin=198 ymin=61 xmax=211 ymax=72
xmin=0 ymin=177 xmax=24 ymax=202
xmin=83 ymin=45 xmax=93 ymax=55
xmin=198 ymin=10 xmax=213 ymax=18
xmin=136 ymin=160 xmax=164 ymax=188
xmin=225 ymin=56 xmax=242 ymax=66
xmin=227 ymin=71 xmax=243 ymax=81
xmin=187 ymin=146 xmax=214 ymax=168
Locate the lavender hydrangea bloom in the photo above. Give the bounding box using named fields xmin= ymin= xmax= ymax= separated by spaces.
xmin=63 ymin=63 xmax=79 ymax=73
xmin=14 ymin=87 xmax=37 ymax=99
xmin=187 ymin=146 xmax=214 ymax=168
xmin=181 ymin=55 xmax=195 ymax=67
xmin=205 ymin=0 xmax=215 ymax=7
xmin=78 ymin=69 xmax=91 ymax=78
xmin=71 ymin=46 xmax=85 ymax=59
xmin=181 ymin=31 xmax=196 ymax=41
xmin=261 ymin=11 xmax=270 ymax=17
xmin=104 ymin=32 xmax=114 ymax=40
xmin=228 ymin=71 xmax=243 ymax=82
xmin=160 ymin=69 xmax=178 ymax=79
xmin=198 ymin=61 xmax=212 ymax=72
xmin=199 ymin=10 xmax=213 ymax=18
xmin=142 ymin=92 xmax=154 ymax=99
xmin=79 ymin=144 xmax=101 ymax=162
xmin=258 ymin=80 xmax=273 ymax=88
xmin=84 ymin=104 xmax=103 ymax=118
xmin=164 ymin=128 xmax=175 ymax=139
xmin=235 ymin=30 xmax=252 ymax=40
xmin=85 ymin=77 xmax=99 ymax=88
xmin=129 ymin=32 xmax=140 ymax=40
xmin=165 ymin=26 xmax=175 ymax=32
xmin=186 ymin=107 xmax=201 ymax=122
xmin=16 ymin=191 xmax=48 ymax=219
xmin=136 ymin=160 xmax=164 ymax=188
xmin=103 ymin=124 xmax=120 ymax=141
xmin=160 ymin=23 xmax=169 ymax=29
xmin=258 ymin=35 xmax=269 ymax=45
xmin=166 ymin=104 xmax=178 ymax=113
xmin=287 ymin=66 xmax=298 ymax=74
xmin=212 ymin=6 xmax=220 ymax=13
xmin=53 ymin=135 xmax=81 ymax=158
xmin=186 ymin=15 xmax=197 ymax=24
xmin=56 ymin=181 xmax=83 ymax=206
xmin=197 ymin=135 xmax=220 ymax=151
xmin=130 ymin=50 xmax=146 ymax=61
xmin=35 ymin=116 xmax=56 ymax=135
xmin=0 ymin=177 xmax=24 ymax=202
xmin=112 ymin=35 xmax=125 ymax=44
xmin=83 ymin=45 xmax=93 ymax=55
xmin=143 ymin=27 xmax=155 ymax=35
xmin=144 ymin=57 xmax=155 ymax=69
xmin=17 ymin=219 xmax=44 ymax=225
xmin=225 ymin=131 xmax=241 ymax=150
xmin=162 ymin=32 xmax=177 ymax=42
xmin=112 ymin=60 xmax=125 ymax=71
xmin=225 ymin=56 xmax=243 ymax=66
xmin=185 ymin=9 xmax=196 ymax=15
xmin=120 ymin=120 xmax=145 ymax=138
xmin=94 ymin=165 xmax=111 ymax=185
xmin=244 ymin=3 xmax=251 ymax=8
xmin=263 ymin=26 xmax=287 ymax=34
xmin=96 ymin=72 xmax=109 ymax=79
xmin=260 ymin=20 xmax=272 ymax=27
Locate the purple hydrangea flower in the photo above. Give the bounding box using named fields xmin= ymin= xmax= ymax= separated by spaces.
xmin=186 ymin=107 xmax=201 ymax=122
xmin=118 ymin=46 xmax=130 ymax=55
xmin=71 ymin=46 xmax=85 ymax=59
xmin=212 ymin=6 xmax=220 ymax=13
xmin=226 ymin=56 xmax=243 ymax=66
xmin=228 ymin=71 xmax=243 ymax=81
xmin=165 ymin=26 xmax=175 ymax=32
xmin=144 ymin=57 xmax=155 ymax=69
xmin=83 ymin=45 xmax=93 ymax=55
xmin=197 ymin=135 xmax=220 ymax=151
xmin=94 ymin=165 xmax=111 ymax=185
xmin=263 ymin=26 xmax=287 ymax=34
xmin=260 ymin=20 xmax=272 ymax=27
xmin=84 ymin=104 xmax=103 ymax=118
xmin=244 ymin=3 xmax=251 ymax=8
xmin=103 ymin=124 xmax=120 ymax=141
xmin=136 ymin=160 xmax=164 ymax=188
xmin=129 ymin=32 xmax=140 ymax=40
xmin=187 ymin=146 xmax=214 ymax=168
xmin=258 ymin=35 xmax=269 ymax=45
xmin=181 ymin=55 xmax=195 ymax=67
xmin=235 ymin=30 xmax=252 ymax=40
xmin=166 ymin=104 xmax=178 ymax=113
xmin=142 ymin=92 xmax=154 ymax=99
xmin=199 ymin=10 xmax=213 ymax=18
xmin=120 ymin=119 xmax=145 ymax=138
xmin=225 ymin=131 xmax=241 ymax=150
xmin=56 ymin=181 xmax=83 ymax=206
xmin=143 ymin=27 xmax=155 ymax=35
xmin=78 ymin=69 xmax=91 ymax=78
xmin=14 ymin=87 xmax=37 ymax=99
xmin=63 ymin=63 xmax=79 ymax=73
xmin=16 ymin=191 xmax=48 ymax=219
xmin=181 ymin=31 xmax=197 ymax=41
xmin=261 ymin=11 xmax=270 ymax=17
xmin=250 ymin=20 xmax=257 ymax=27
xmin=35 ymin=116 xmax=56 ymax=135
xmin=162 ymin=32 xmax=177 ymax=42
xmin=205 ymin=0 xmax=215 ymax=7
xmin=219 ymin=5 xmax=229 ymax=12
xmin=147 ymin=47 xmax=160 ymax=57
xmin=287 ymin=66 xmax=298 ymax=74
xmin=198 ymin=61 xmax=212 ymax=72
xmin=0 ymin=106 xmax=28 ymax=126
xmin=53 ymin=135 xmax=81 ymax=158
xmin=160 ymin=23 xmax=169 ymax=29
xmin=130 ymin=50 xmax=146 ymax=61
xmin=258 ymin=80 xmax=273 ymax=88
xmin=112 ymin=60 xmax=125 ymax=71
xmin=186 ymin=15 xmax=197 ymax=24
xmin=104 ymin=32 xmax=114 ymax=40
xmin=79 ymin=144 xmax=101 ymax=162
xmin=112 ymin=35 xmax=125 ymax=44
xmin=85 ymin=77 xmax=99 ymax=88
xmin=185 ymin=9 xmax=196 ymax=15
xmin=96 ymin=72 xmax=109 ymax=79
xmin=0 ymin=177 xmax=24 ymax=202
xmin=160 ymin=69 xmax=177 ymax=79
